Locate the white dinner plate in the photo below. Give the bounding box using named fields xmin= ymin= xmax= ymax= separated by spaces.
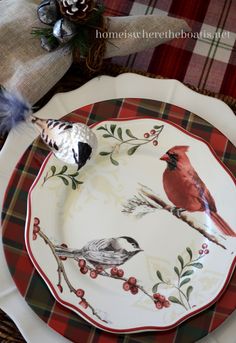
xmin=25 ymin=115 xmax=236 ymax=333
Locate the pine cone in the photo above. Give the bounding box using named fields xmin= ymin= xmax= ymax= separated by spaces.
xmin=58 ymin=0 xmax=95 ymax=22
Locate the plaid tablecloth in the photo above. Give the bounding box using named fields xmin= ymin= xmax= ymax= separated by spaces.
xmin=2 ymin=98 xmax=236 ymax=343
xmin=103 ymin=0 xmax=236 ymax=98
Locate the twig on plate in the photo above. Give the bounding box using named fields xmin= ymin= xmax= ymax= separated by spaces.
xmin=37 ymin=229 xmax=107 ymax=322
xmin=122 ymin=185 xmax=226 ymax=250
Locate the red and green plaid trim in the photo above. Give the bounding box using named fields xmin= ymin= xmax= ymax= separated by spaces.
xmin=2 ymin=98 xmax=236 ymax=343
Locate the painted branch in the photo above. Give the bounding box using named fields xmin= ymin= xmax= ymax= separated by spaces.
xmin=140 ymin=189 xmax=226 ymax=250
xmin=38 ymin=230 xmax=107 ymax=322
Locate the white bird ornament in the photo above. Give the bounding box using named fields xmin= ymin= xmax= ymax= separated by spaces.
xmin=0 ymin=88 xmax=97 ymax=170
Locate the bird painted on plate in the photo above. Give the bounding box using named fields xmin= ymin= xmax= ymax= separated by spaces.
xmin=160 ymin=145 xmax=236 ymax=237
xmin=0 ymin=87 xmax=97 ymax=170
xmin=55 ymin=236 xmax=143 ymax=269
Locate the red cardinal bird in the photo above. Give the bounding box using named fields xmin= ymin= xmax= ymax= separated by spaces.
xmin=160 ymin=145 xmax=236 ymax=237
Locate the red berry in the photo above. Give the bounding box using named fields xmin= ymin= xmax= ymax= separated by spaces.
xmin=90 ymin=270 xmax=98 ymax=279
xmin=61 ymin=243 xmax=68 ymax=248
xmin=33 ymin=225 xmax=40 ymax=233
xmin=128 ymin=277 xmax=137 ymax=285
xmin=130 ymin=286 xmax=139 ymax=295
xmin=78 ymin=259 xmax=86 ymax=268
xmin=76 ymin=289 xmax=85 ymax=298
xmin=150 ymin=129 xmax=156 ymax=135
xmin=153 ymin=140 xmax=158 ymax=146
xmin=144 ymin=133 xmax=150 ymax=138
xmin=164 ymin=300 xmax=170 ymax=308
xmin=80 ymin=267 xmax=88 ymax=274
xmin=34 ymin=217 xmax=40 ymax=225
xmin=155 ymin=301 xmax=163 ymax=309
xmin=59 ymin=256 xmax=67 ymax=261
xmin=202 ymin=243 xmax=208 ymax=249
xmin=199 ymin=249 xmax=204 ymax=255
xmin=204 ymin=249 xmax=209 ymax=254
xmin=33 ymin=233 xmax=37 ymax=240
xmin=117 ymin=269 xmax=124 ymax=277
xmin=123 ymin=282 xmax=130 ymax=291
xmin=111 ymin=267 xmax=118 ymax=276
xmin=57 ymin=284 xmax=63 ymax=293
xmin=79 ymin=299 xmax=88 ymax=309
xmin=159 ymin=295 xmax=166 ymax=303
xmin=153 ymin=293 xmax=161 ymax=300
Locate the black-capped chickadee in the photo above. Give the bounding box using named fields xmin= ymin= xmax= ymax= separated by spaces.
xmin=55 ymin=236 xmax=143 ymax=269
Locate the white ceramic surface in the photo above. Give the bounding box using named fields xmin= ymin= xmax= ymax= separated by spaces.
xmin=0 ymin=74 xmax=235 ymax=342
xmin=25 ymin=116 xmax=236 ymax=333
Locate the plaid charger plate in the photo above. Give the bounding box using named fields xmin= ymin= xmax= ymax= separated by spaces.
xmin=2 ymin=98 xmax=236 ymax=343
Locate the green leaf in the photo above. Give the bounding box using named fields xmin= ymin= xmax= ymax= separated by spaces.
xmin=71 ymin=179 xmax=77 ymax=190
xmin=96 ymin=126 xmax=106 ymax=131
xmin=179 ymin=278 xmax=191 ymax=288
xmin=110 ymin=124 xmax=116 ymax=134
xmin=186 ymin=247 xmax=193 ymax=260
xmin=99 ymin=151 xmax=111 ymax=156
xmin=69 ymin=172 xmax=80 ymax=177
xmin=189 ymin=263 xmax=203 ymax=269
xmin=156 ymin=270 xmax=163 ymax=282
xmin=103 ymin=134 xmax=113 ymax=138
xmin=59 ymin=165 xmax=68 ymax=174
xmin=182 ymin=270 xmax=194 ymax=277
xmin=154 ymin=125 xmax=163 ymax=129
xmin=174 ymin=266 xmax=180 ymax=277
xmin=168 ymin=296 xmax=182 ymax=305
xmin=186 ymin=286 xmax=193 ymax=301
xmin=58 ymin=176 xmax=69 ymax=186
xmin=127 ymin=145 xmax=139 ymax=156
xmin=178 ymin=255 xmax=184 ymax=269
xmin=51 ymin=166 xmax=56 ymax=175
xmin=117 ymin=127 xmax=123 ymax=140
xmin=100 ymin=151 xmax=111 ymax=156
xmin=152 ymin=283 xmax=162 ymax=293
xmin=126 ymin=129 xmax=137 ymax=139
xmin=110 ymin=155 xmax=119 ymax=166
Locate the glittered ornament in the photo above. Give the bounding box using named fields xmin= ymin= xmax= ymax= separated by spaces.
xmin=37 ymin=0 xmax=60 ymax=25
xmin=0 ymin=88 xmax=97 ymax=170
xmin=53 ymin=18 xmax=77 ymax=43
xmin=58 ymin=0 xmax=95 ymax=22
xmin=31 ymin=116 xmax=97 ymax=169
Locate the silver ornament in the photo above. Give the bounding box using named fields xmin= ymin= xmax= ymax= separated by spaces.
xmin=40 ymin=36 xmax=59 ymax=52
xmin=53 ymin=18 xmax=77 ymax=43
xmin=30 ymin=115 xmax=97 ymax=170
xmin=37 ymin=0 xmax=60 ymax=25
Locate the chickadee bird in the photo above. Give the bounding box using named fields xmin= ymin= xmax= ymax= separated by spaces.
xmin=31 ymin=117 xmax=97 ymax=170
xmin=55 ymin=236 xmax=143 ymax=269
xmin=0 ymin=88 xmax=97 ymax=170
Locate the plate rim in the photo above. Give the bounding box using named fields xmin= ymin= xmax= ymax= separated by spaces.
xmin=25 ymin=115 xmax=236 ymax=333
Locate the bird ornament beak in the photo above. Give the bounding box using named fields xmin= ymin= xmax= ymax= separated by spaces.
xmin=160 ymin=153 xmax=170 ymax=162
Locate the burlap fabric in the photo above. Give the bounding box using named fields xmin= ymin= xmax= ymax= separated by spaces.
xmin=0 ymin=0 xmax=189 ymax=105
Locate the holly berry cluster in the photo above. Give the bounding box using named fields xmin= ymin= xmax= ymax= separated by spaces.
xmin=153 ymin=293 xmax=170 ymax=309
xmin=33 ymin=217 xmax=41 ymax=240
xmin=123 ymin=277 xmax=139 ymax=295
xmin=199 ymin=243 xmax=209 ymax=255
xmin=78 ymin=259 xmax=104 ymax=279
xmin=75 ymin=288 xmax=88 ymax=309
xmin=143 ymin=127 xmax=162 ymax=146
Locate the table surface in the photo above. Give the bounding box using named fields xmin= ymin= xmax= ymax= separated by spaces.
xmin=103 ymin=0 xmax=236 ymax=98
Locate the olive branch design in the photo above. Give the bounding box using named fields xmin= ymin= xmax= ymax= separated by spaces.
xmin=153 ymin=245 xmax=209 ymax=310
xmin=42 ymin=165 xmax=83 ymax=190
xmin=97 ymin=124 xmax=164 ymax=166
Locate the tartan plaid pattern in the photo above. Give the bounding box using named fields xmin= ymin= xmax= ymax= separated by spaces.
xmin=2 ymin=99 xmax=236 ymax=343
xmin=103 ymin=0 xmax=236 ymax=98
